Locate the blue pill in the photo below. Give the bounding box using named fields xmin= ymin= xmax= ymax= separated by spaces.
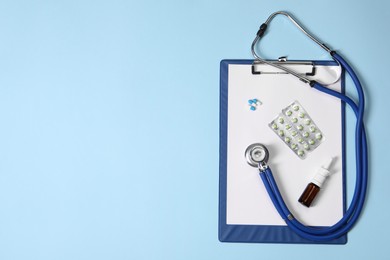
xmin=250 ymin=106 xmax=256 ymax=111
xmin=248 ymin=100 xmax=254 ymax=104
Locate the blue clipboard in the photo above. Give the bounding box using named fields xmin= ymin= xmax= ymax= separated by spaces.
xmin=219 ymin=59 xmax=347 ymax=244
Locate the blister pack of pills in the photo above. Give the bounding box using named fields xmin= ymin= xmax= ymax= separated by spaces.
xmin=269 ymin=101 xmax=324 ymax=159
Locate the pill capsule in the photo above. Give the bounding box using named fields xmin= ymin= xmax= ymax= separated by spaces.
xmin=297 ymin=137 xmax=304 ymax=143
xmin=291 ymin=143 xmax=298 ymax=150
xmin=250 ymin=106 xmax=256 ymax=111
xmin=305 ymin=119 xmax=311 ymax=125
xmin=303 ymin=143 xmax=310 ymax=150
xmin=297 ymin=125 xmax=303 ymax=131
xmin=303 ymin=132 xmax=309 ymax=138
xmin=310 ymin=126 xmax=316 ymax=132
xmin=316 ymin=133 xmax=323 ymax=140
xmin=293 ymin=105 xmax=299 ymax=111
xmin=292 ymin=117 xmax=298 ymax=123
xmin=278 ymin=117 xmax=284 ymax=124
xmin=272 ymin=123 xmax=278 ymax=130
xmin=299 ymin=112 xmax=305 ymax=118
xmin=286 ymin=110 xmax=292 ymax=116
xmin=291 ymin=131 xmax=298 ymax=137
xmin=279 ymin=130 xmax=285 ymax=136
xmin=285 ymin=137 xmax=291 ymax=143
xmin=298 ymin=150 xmax=305 ymax=157
xmin=285 ymin=124 xmax=292 ymax=130
xmin=309 ymin=139 xmax=315 ymax=145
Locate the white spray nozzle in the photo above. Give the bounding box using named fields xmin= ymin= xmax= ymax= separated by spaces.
xmin=321 ymin=157 xmax=334 ymax=171
xmin=311 ymin=157 xmax=336 ymax=188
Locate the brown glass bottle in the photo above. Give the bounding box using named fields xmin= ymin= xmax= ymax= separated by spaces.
xmin=298 ymin=182 xmax=320 ymax=207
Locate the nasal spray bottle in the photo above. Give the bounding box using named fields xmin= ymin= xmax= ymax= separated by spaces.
xmin=298 ymin=157 xmax=334 ymax=207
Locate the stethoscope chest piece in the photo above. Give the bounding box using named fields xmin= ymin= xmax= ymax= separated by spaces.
xmin=245 ymin=143 xmax=269 ymax=167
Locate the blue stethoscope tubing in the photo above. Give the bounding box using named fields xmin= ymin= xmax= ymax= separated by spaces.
xmin=259 ymin=51 xmax=368 ymax=241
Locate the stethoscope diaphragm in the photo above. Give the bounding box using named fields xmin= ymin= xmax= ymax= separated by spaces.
xmin=245 ymin=143 xmax=269 ymax=167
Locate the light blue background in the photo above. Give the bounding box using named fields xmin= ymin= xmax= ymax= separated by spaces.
xmin=0 ymin=1 xmax=389 ymax=259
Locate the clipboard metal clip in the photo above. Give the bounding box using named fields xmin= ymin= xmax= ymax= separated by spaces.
xmin=251 ymin=57 xmax=316 ymax=76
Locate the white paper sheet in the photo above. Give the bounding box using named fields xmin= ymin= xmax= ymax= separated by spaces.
xmin=226 ymin=64 xmax=344 ymax=226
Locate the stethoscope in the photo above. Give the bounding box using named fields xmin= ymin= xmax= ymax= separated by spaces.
xmin=245 ymin=11 xmax=368 ymax=241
